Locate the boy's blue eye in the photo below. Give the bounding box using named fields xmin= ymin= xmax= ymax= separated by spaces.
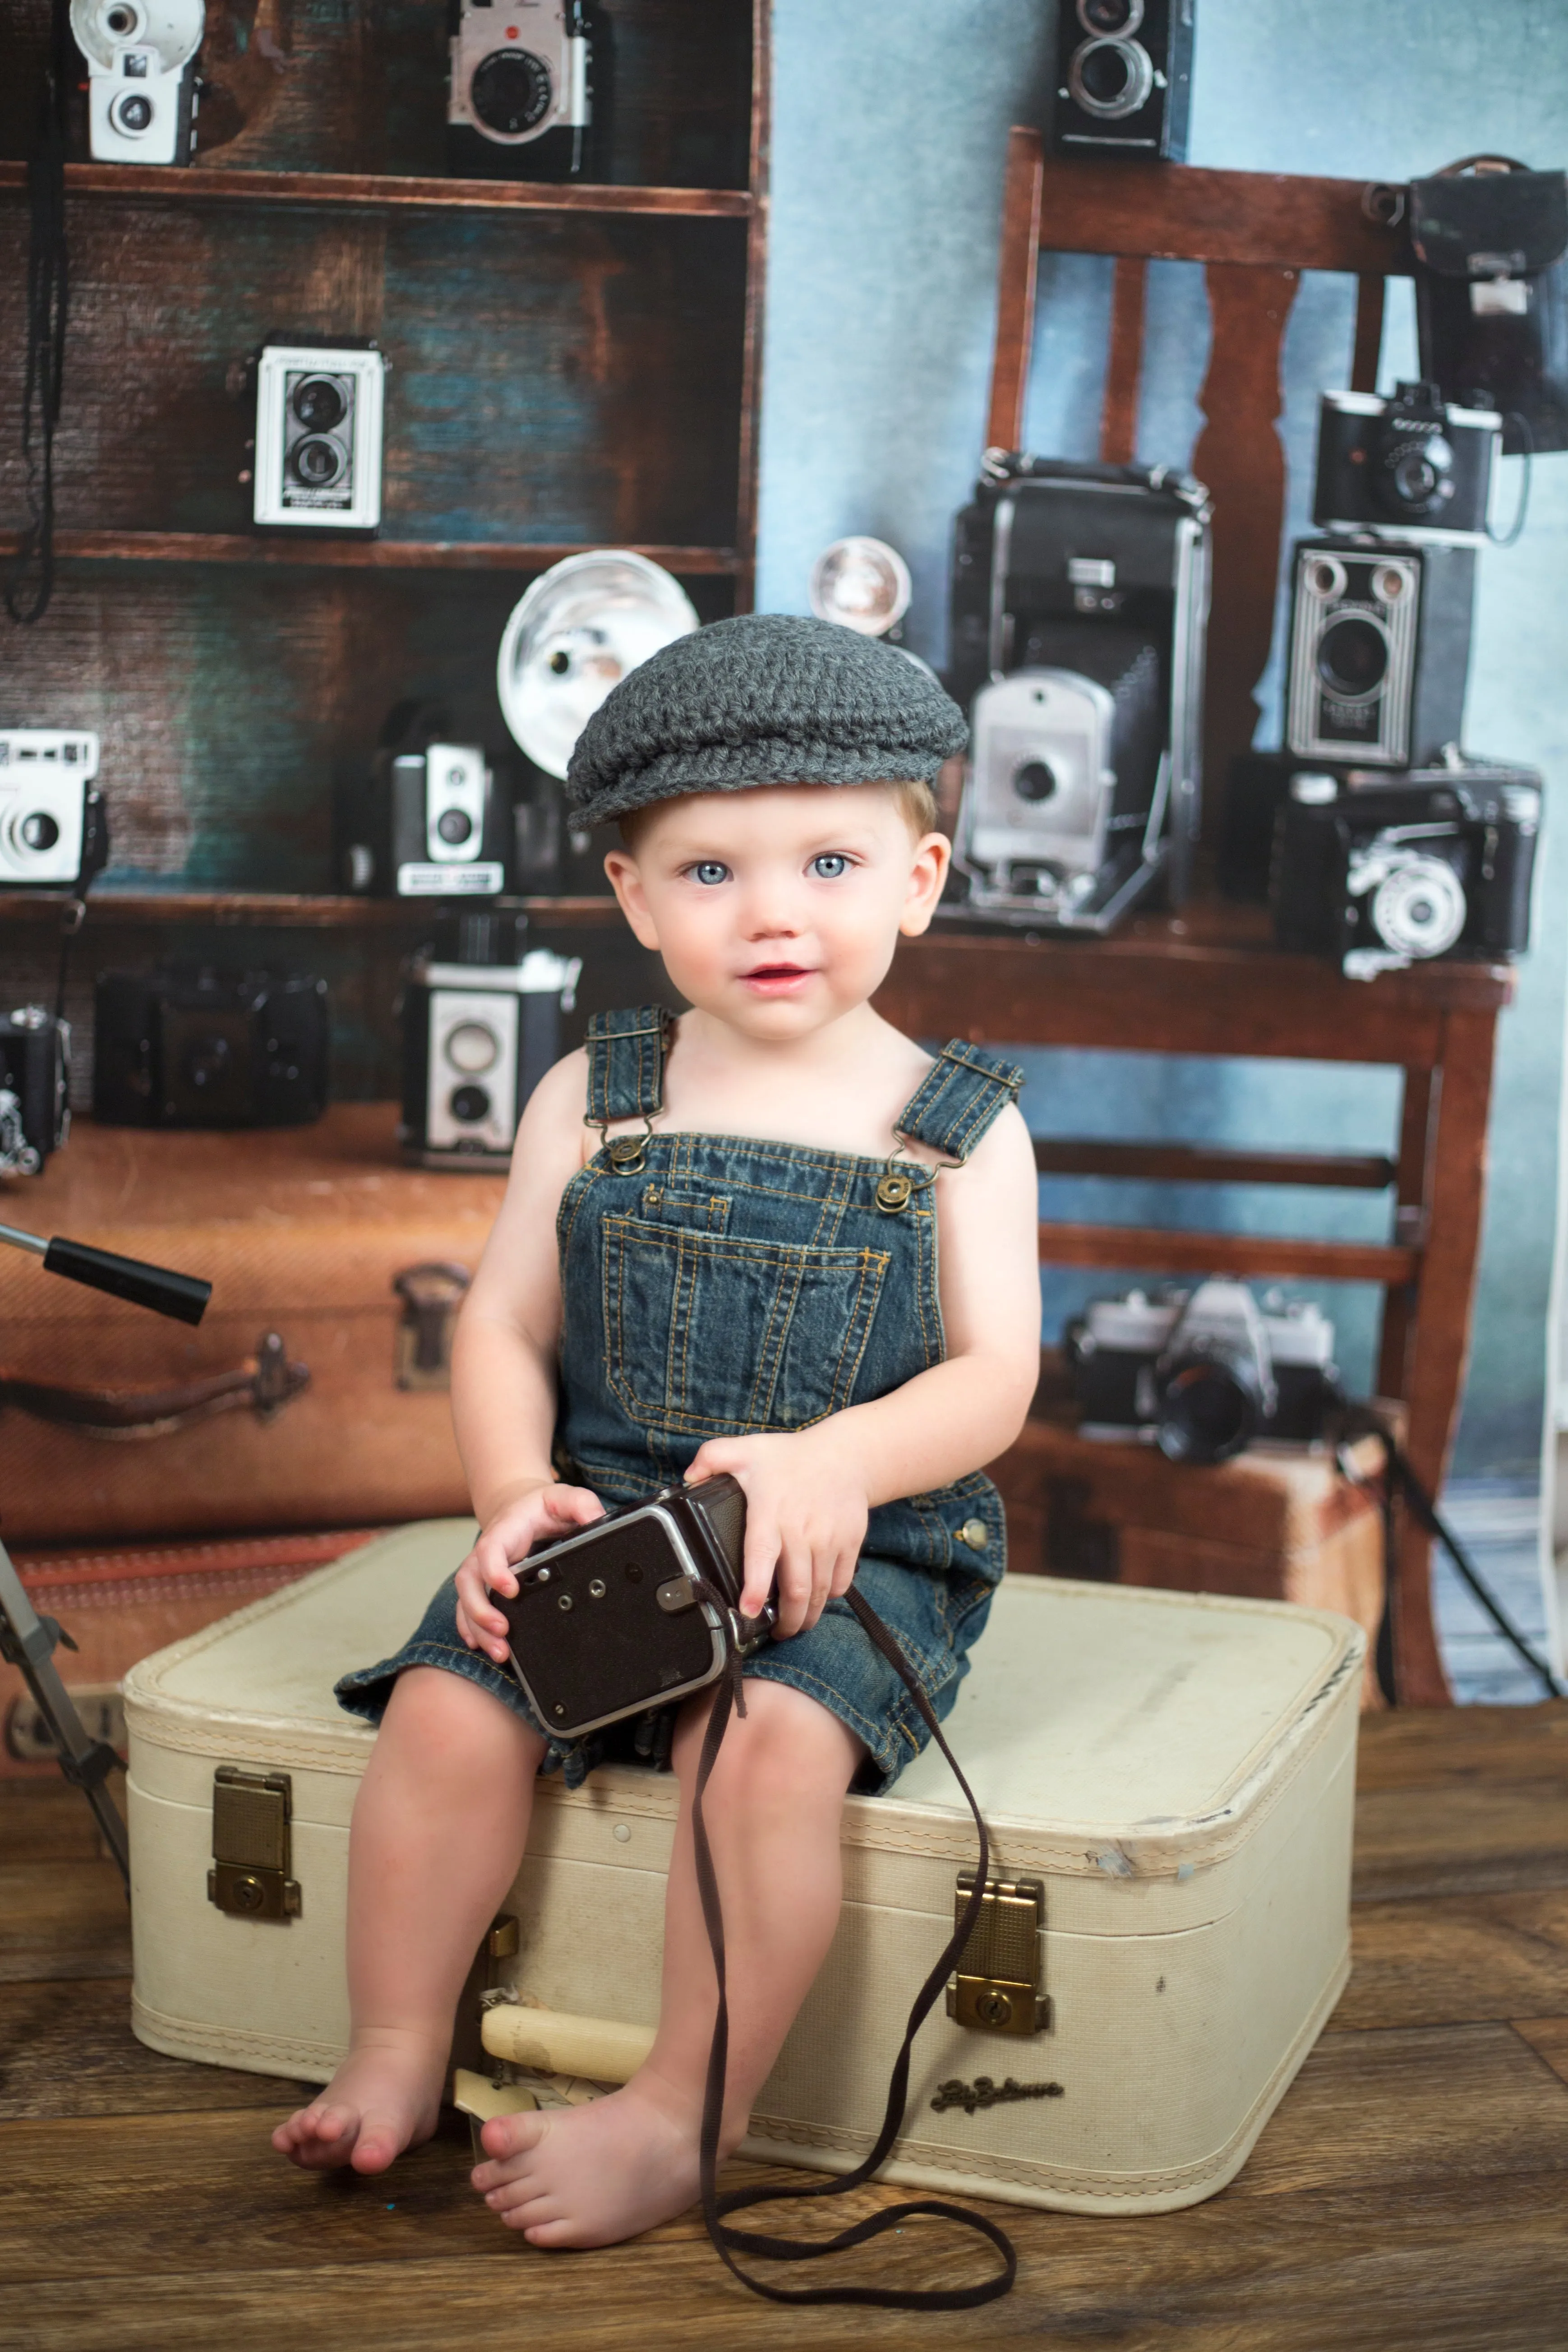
xmin=811 ymin=853 xmax=849 ymax=879
xmin=691 ymin=860 xmax=730 ymax=885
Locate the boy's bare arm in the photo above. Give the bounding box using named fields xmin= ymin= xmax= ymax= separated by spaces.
xmin=449 ymin=1051 xmax=606 ymax=1659
xmin=689 ymin=1102 xmax=1041 ymax=1630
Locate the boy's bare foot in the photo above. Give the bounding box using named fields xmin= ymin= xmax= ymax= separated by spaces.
xmin=470 ymin=2072 xmax=707 ymax=2247
xmin=272 ymin=2027 xmax=446 ymax=2174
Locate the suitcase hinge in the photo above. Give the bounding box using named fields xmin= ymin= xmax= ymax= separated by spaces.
xmin=945 ymin=1868 xmax=1049 ymax=2036
xmin=207 ymin=1765 xmax=302 ymax=1922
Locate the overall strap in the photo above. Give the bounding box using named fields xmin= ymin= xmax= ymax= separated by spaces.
xmin=583 ymin=1006 xmax=673 ymax=1128
xmin=895 ymin=1041 xmax=1024 ymax=1164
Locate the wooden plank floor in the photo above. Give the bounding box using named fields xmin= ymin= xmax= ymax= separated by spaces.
xmin=4 ymin=1709 xmax=1568 ymax=2351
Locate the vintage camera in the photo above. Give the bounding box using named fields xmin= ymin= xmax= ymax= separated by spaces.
xmin=1411 ymin=162 xmax=1568 ymax=457
xmin=0 ymin=1007 xmax=70 ymax=1178
xmin=1272 ymin=757 xmax=1539 ymax=979
xmin=946 ymin=456 xmax=1211 ymax=930
xmin=1065 ymin=1281 xmax=1339 ymax=1465
xmin=1052 ymin=0 xmax=1194 ymax=163
xmin=447 ymin=0 xmax=596 ymax=182
xmin=494 ymin=1474 xmax=773 ymax=1739
xmin=252 ymin=338 xmax=385 ymax=535
xmin=92 ymin=967 xmax=330 ymax=1128
xmin=70 ymin=0 xmax=202 ymax=166
xmin=337 ymin=711 xmax=512 ymax=899
xmin=1314 ymin=383 xmax=1499 ymax=539
xmin=1284 ymin=537 xmax=1475 ymax=770
xmin=400 ymin=911 xmax=581 ymax=1170
xmin=0 ymin=732 xmax=109 ymax=891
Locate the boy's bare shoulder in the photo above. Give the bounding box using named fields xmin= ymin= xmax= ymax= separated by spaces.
xmin=510 ymin=1046 xmax=594 ymax=1170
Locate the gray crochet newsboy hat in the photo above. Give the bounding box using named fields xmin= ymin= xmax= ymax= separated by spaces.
xmin=564 ymin=612 xmax=967 ymax=828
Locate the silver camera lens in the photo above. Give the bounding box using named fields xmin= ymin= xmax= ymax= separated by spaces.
xmin=18 ymin=812 xmax=61 ymax=852
xmin=1012 ymin=760 xmax=1060 ymax=804
xmin=109 ymin=89 xmax=154 ymax=133
xmin=435 ymin=808 xmax=474 ymax=845
xmin=291 ymin=376 xmax=348 ymax=433
xmin=1067 ymin=35 xmax=1155 ymax=119
xmin=1315 ymin=613 xmax=1389 ymax=702
xmin=1370 ymin=857 xmax=1467 ymax=960
xmin=104 ymin=1 xmax=138 ymax=32
xmin=1077 ymin=0 xmax=1143 ymax=32
xmin=289 ymin=435 xmax=346 ymax=488
xmin=471 ymin=48 xmax=553 ymax=135
xmin=444 ymin=1020 xmax=500 ymax=1076
xmin=1308 ymin=556 xmax=1347 ymax=601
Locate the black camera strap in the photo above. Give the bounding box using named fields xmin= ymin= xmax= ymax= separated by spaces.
xmin=688 ymin=1584 xmax=1018 ymax=2310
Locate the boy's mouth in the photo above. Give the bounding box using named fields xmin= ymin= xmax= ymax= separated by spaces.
xmin=739 ymin=962 xmax=815 ymax=993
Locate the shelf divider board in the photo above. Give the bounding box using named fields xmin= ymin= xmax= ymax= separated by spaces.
xmin=0 ymin=532 xmax=744 ymax=574
xmin=0 ymin=893 xmax=628 ymax=929
xmin=0 ymin=161 xmax=752 ymax=220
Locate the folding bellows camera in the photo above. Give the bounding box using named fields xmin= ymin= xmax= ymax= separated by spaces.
xmin=945 ymin=454 xmax=1211 ymax=933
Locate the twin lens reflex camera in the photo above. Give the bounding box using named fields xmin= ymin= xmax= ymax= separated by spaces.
xmin=400 ymin=912 xmax=581 ymax=1169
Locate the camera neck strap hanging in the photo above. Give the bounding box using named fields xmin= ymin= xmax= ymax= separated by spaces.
xmin=687 ymin=1580 xmax=1018 ymax=2310
xmin=5 ymin=0 xmax=72 ymax=628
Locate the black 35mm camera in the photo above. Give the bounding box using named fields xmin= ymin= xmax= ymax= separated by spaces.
xmin=1272 ymin=756 xmax=1540 ymax=979
xmin=494 ymin=1474 xmax=773 ymax=1739
xmin=1065 ymin=1281 xmax=1339 ymax=1465
xmin=1314 ymin=382 xmax=1499 ymax=539
xmin=93 ymin=967 xmax=330 ymax=1128
xmin=0 ymin=1006 xmax=70 ymax=1177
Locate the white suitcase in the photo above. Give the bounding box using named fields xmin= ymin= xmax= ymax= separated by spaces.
xmin=124 ymin=1522 xmax=1363 ymax=2215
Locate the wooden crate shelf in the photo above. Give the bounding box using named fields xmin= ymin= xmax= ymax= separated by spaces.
xmin=0 ymin=892 xmax=626 ymax=929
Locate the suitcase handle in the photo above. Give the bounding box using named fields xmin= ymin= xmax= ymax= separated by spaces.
xmin=0 ymin=1330 xmax=310 ymax=1441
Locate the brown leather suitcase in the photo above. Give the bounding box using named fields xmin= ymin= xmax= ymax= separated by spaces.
xmin=0 ymin=1106 xmax=503 ymax=1544
xmin=994 ymin=1358 xmax=1387 ymax=1705
xmin=1 ymin=1527 xmax=377 ymax=1776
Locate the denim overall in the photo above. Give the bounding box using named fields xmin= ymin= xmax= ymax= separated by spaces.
xmin=338 ymin=1007 xmax=1024 ymax=1794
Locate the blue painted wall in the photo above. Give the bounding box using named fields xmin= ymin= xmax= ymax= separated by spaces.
xmin=755 ymin=0 xmax=1568 ymax=1478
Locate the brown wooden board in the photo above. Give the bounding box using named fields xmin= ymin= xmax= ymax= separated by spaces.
xmin=0 ymin=0 xmax=754 ymax=191
xmin=0 ymin=205 xmax=746 ymax=545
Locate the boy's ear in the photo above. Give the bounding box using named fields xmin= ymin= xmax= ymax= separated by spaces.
xmin=603 ymin=849 xmax=662 ymax=950
xmin=898 ymin=832 xmax=952 ymax=938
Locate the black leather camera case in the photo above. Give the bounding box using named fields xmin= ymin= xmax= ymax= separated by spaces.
xmin=493 ymin=1474 xmax=765 ymax=1739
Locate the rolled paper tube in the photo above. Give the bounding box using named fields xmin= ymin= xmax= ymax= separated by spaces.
xmin=480 ymin=2003 xmax=656 ymax=2084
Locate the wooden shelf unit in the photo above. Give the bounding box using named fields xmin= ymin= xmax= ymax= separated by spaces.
xmin=0 ymin=890 xmax=627 ymax=929
xmin=0 ymin=0 xmax=769 ymax=896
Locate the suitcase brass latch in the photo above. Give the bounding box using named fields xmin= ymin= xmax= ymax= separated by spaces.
xmin=945 ymin=1869 xmax=1049 ymax=2036
xmin=393 ymin=1262 xmax=472 ymax=1391
xmin=207 ymin=1765 xmax=301 ymax=1922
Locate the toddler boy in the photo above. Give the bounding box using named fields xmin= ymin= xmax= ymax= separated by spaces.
xmin=273 ymin=614 xmax=1041 ymax=2248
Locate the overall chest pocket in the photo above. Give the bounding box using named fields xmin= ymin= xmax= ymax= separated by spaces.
xmin=601 ymin=1215 xmax=890 ymax=1437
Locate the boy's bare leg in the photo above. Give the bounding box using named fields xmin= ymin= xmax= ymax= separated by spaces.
xmin=472 ymin=1678 xmax=862 ymax=2246
xmin=274 ymin=1665 xmax=544 ymax=2175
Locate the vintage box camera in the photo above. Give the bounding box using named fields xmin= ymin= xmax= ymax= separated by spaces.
xmin=1314 ymin=383 xmax=1499 ymax=539
xmin=1272 ymin=757 xmax=1539 ymax=979
xmin=400 ymin=912 xmax=581 ymax=1170
xmin=1052 ymin=0 xmax=1194 ymax=163
xmin=494 ymin=1474 xmax=771 ymax=1739
xmin=0 ymin=732 xmax=109 ymax=891
xmin=1284 ymin=536 xmax=1475 ymax=770
xmin=0 ymin=1007 xmax=70 ymax=1177
xmin=92 ymin=967 xmax=330 ymax=1128
xmin=945 ymin=456 xmax=1211 ymax=930
xmin=70 ymin=0 xmax=202 ymax=166
xmin=252 ymin=338 xmax=385 ymax=536
xmin=337 ymin=735 xmax=512 ymax=900
xmin=1065 ymin=1281 xmax=1339 ymax=1465
xmin=1411 ymin=163 xmax=1568 ymax=457
xmin=447 ymin=0 xmax=596 ymax=182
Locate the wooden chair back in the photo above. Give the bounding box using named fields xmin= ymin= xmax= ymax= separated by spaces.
xmin=985 ymin=127 xmax=1411 ymax=806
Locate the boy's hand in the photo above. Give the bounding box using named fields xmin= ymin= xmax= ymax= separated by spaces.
xmin=455 ymin=1482 xmax=606 ymax=1664
xmin=685 ymin=1427 xmax=868 ymax=1638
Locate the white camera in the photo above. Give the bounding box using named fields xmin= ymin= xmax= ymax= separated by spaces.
xmin=448 ymin=0 xmax=592 ymax=182
xmin=401 ymin=919 xmax=582 ymax=1169
xmin=0 ymin=731 xmax=107 ymax=888
xmin=70 ymin=0 xmax=202 ymax=166
xmin=252 ymin=340 xmax=386 ymax=534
